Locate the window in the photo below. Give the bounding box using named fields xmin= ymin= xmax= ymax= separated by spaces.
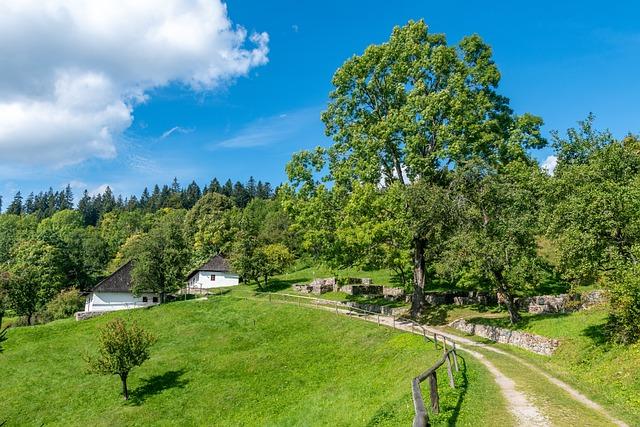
xmin=142 ymin=296 xmax=148 ymax=302
xmin=210 ymin=274 xmax=216 ymax=281
xmin=152 ymin=296 xmax=158 ymax=303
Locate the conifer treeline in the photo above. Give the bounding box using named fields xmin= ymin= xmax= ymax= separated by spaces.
xmin=2 ymin=177 xmax=273 ymax=225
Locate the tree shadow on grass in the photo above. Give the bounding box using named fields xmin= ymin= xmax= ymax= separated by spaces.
xmin=259 ymin=278 xmax=301 ymax=293
xmin=582 ymin=323 xmax=609 ymax=346
xmin=128 ymin=369 xmax=189 ymax=405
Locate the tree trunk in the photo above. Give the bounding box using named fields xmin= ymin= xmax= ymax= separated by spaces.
xmin=264 ymin=275 xmax=268 ymax=288
xmin=411 ymin=237 xmax=426 ymax=317
xmin=121 ymin=373 xmax=129 ymax=400
xmin=502 ymin=292 xmax=521 ymax=324
xmin=27 ymin=313 xmax=32 ymax=326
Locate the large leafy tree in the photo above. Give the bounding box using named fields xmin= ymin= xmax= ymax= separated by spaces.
xmin=184 ymin=193 xmax=239 ymax=266
xmin=288 ymin=20 xmax=544 ymax=314
xmin=5 ymin=239 xmax=65 ymax=324
xmin=442 ymin=160 xmax=547 ymax=323
xmin=546 ymin=119 xmax=640 ymax=342
xmin=131 ymin=210 xmax=189 ymax=302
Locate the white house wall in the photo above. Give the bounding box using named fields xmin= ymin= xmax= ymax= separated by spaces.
xmin=188 ymin=271 xmax=239 ymax=289
xmin=85 ymin=292 xmax=159 ymax=312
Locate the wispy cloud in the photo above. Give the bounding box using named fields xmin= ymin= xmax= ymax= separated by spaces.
xmin=160 ymin=126 xmax=194 ymax=140
xmin=213 ymin=107 xmax=320 ymax=149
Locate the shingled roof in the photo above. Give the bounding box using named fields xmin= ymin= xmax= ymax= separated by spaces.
xmin=92 ymin=261 xmax=133 ymax=293
xmin=187 ymin=254 xmax=232 ymax=280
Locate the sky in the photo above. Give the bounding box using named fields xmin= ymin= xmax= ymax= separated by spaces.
xmin=1 ymin=0 xmax=639 ymax=206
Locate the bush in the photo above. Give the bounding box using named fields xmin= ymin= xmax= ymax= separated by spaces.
xmin=42 ymin=288 xmax=84 ymax=321
xmin=606 ymin=265 xmax=640 ymax=344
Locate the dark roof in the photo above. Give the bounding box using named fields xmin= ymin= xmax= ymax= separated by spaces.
xmin=92 ymin=261 xmax=133 ymax=293
xmin=187 ymin=255 xmax=232 ymax=280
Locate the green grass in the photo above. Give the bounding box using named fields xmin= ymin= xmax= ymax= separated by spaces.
xmin=457 ymin=307 xmax=640 ymax=425
xmin=1 ymin=294 xmax=511 ymax=426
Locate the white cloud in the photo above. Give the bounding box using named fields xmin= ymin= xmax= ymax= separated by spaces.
xmin=214 ymin=107 xmax=319 ymax=148
xmin=541 ymin=155 xmax=558 ymax=175
xmin=0 ymin=0 xmax=269 ymax=167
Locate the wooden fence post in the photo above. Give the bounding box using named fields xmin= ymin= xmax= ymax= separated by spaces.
xmin=445 ymin=352 xmax=455 ymax=389
xmin=393 ymin=316 xmax=396 ymax=329
xmin=377 ymin=314 xmax=380 ymax=325
xmin=428 ymin=372 xmax=439 ymax=414
xmin=433 ymin=333 xmax=438 ymax=349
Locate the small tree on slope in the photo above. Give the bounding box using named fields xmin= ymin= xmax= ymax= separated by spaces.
xmin=85 ymin=318 xmax=156 ymax=400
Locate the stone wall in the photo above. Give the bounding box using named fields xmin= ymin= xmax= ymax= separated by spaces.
xmin=449 ymin=318 xmax=559 ymax=356
xmin=382 ymin=287 xmax=405 ymax=301
xmin=344 ymin=301 xmax=406 ymax=316
xmin=292 ymin=278 xmax=336 ymax=294
xmin=522 ymin=290 xmax=607 ymax=314
xmin=75 ymin=311 xmax=106 ymax=321
xmin=340 ymin=284 xmax=383 ymax=296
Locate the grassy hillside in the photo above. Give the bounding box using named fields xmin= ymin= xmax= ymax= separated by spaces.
xmin=1 ymin=294 xmax=511 ymax=426
xmin=461 ymin=307 xmax=640 ymax=424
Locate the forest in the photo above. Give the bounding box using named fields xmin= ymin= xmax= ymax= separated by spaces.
xmin=1 ymin=20 xmax=639 ymax=348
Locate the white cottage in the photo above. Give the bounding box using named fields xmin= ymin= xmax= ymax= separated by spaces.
xmin=84 ymin=261 xmax=160 ymax=312
xmin=186 ymin=254 xmax=239 ymax=291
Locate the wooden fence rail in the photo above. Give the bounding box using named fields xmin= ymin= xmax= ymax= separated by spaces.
xmin=411 ymin=343 xmax=459 ymax=427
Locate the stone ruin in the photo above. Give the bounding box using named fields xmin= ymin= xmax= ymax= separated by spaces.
xmin=292 ymin=277 xmax=336 ymax=294
xmin=521 ymin=290 xmax=607 ymax=314
xmin=291 ymin=277 xmax=407 ymax=301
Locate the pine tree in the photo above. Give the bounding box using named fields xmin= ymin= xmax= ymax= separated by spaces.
xmin=6 ymin=191 xmax=23 ymax=215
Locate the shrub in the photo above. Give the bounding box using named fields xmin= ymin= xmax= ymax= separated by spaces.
xmin=42 ymin=288 xmax=85 ymax=321
xmin=606 ymin=265 xmax=640 ymax=344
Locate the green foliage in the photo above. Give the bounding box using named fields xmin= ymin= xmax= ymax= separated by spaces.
xmin=131 ymin=209 xmax=190 ymax=300
xmin=5 ymin=239 xmax=66 ymax=324
xmin=42 ymin=288 xmax=85 ymax=321
xmin=85 ymin=318 xmax=156 ymax=400
xmin=184 ymin=192 xmax=239 ymax=265
xmin=605 ymin=265 xmax=640 ymax=344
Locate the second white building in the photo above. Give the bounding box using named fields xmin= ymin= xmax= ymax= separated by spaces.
xmin=186 ymin=254 xmax=239 ymax=291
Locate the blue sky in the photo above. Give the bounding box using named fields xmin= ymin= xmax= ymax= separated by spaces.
xmin=1 ymin=0 xmax=639 ymax=205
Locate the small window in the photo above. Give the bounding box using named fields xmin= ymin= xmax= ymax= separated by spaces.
xmin=210 ymin=274 xmax=216 ymax=281
xmin=152 ymin=296 xmax=158 ymax=303
xmin=142 ymin=296 xmax=148 ymax=302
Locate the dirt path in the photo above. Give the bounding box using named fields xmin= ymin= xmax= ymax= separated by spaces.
xmin=384 ymin=317 xmax=550 ymax=426
xmin=418 ymin=324 xmax=629 ymax=427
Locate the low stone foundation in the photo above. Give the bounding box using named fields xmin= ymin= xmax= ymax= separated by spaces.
xmin=522 ymin=290 xmax=607 ymax=314
xmin=292 ymin=278 xmax=336 ymax=294
xmin=382 ymin=287 xmax=405 ymax=301
xmin=449 ymin=318 xmax=560 ymax=356
xmin=75 ymin=311 xmax=106 ymax=321
xmin=344 ymin=301 xmax=406 ymax=316
xmin=340 ymin=284 xmax=383 ymax=296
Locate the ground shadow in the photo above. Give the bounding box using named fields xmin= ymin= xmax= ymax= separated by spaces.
xmin=129 ymin=369 xmax=189 ymax=405
xmin=447 ymin=354 xmax=468 ymax=427
xmin=582 ymin=323 xmax=609 ymax=346
xmin=259 ymin=278 xmax=301 ymax=293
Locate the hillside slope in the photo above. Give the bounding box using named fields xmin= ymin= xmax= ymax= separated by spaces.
xmin=1 ymin=296 xmax=509 ymax=426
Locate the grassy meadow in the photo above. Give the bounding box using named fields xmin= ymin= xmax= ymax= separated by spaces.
xmin=1 ymin=293 xmax=511 ymax=426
